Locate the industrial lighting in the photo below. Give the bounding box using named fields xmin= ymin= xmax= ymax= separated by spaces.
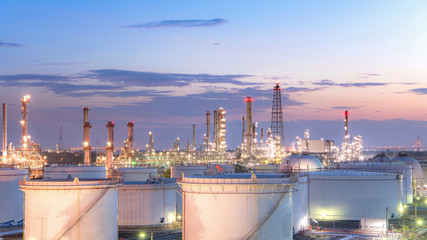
xmin=139 ymin=232 xmax=146 ymax=238
xmin=417 ymin=219 xmax=423 ymax=225
xmin=177 ymin=214 xmax=182 ymax=221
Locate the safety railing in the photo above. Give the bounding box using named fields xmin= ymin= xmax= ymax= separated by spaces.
xmin=19 ymin=179 xmax=116 ymax=188
xmin=180 ymin=176 xmax=291 ymax=185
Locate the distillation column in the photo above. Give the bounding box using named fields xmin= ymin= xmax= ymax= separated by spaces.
xmin=21 ymin=95 xmax=30 ymax=154
xmin=245 ymin=97 xmax=254 ymax=156
xmin=106 ymin=121 xmax=115 ymax=174
xmin=193 ymin=124 xmax=196 ymax=150
xmin=344 ymin=110 xmax=350 ymax=161
xmin=2 ymin=103 xmax=7 ymax=160
xmin=217 ymin=107 xmax=227 ymax=152
xmin=206 ymin=111 xmax=210 ymax=150
xmin=83 ymin=107 xmax=92 ymax=165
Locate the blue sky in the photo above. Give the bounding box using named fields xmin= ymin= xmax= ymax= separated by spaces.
xmin=1 ymin=1 xmax=427 ymax=150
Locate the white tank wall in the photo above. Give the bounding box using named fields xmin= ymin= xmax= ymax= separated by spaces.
xmin=171 ymin=166 xmax=206 ymax=178
xmin=423 ymin=166 xmax=427 ymax=187
xmin=118 ymin=168 xmax=158 ymax=182
xmin=293 ymin=176 xmax=308 ymax=233
xmin=44 ymin=166 xmax=106 ymax=180
xmin=0 ymin=169 xmax=28 ymax=227
xmin=21 ymin=179 xmax=118 ymax=240
xmin=309 ymin=172 xmax=401 ymax=221
xmin=181 ymin=175 xmax=293 ymax=240
xmin=118 ymin=182 xmax=177 ymax=226
xmin=336 ymin=163 xmax=413 ymax=204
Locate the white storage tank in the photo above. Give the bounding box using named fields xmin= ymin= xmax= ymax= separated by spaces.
xmin=280 ymin=155 xmax=323 ymax=171
xmin=44 ymin=165 xmax=106 ymax=180
xmin=391 ymin=154 xmax=424 ymax=188
xmin=293 ymin=175 xmax=308 ymax=234
xmin=335 ymin=162 xmax=413 ymax=204
xmin=179 ymin=173 xmax=294 ymax=240
xmin=170 ymin=165 xmax=206 ymax=178
xmin=118 ymin=179 xmax=178 ymax=226
xmin=0 ymin=168 xmax=28 ymax=227
xmin=118 ymin=167 xmax=158 ymax=182
xmin=308 ymin=171 xmax=401 ymax=221
xmin=20 ymin=178 xmax=118 ymax=240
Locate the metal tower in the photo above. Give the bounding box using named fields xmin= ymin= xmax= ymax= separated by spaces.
xmin=271 ymin=82 xmax=285 ymax=146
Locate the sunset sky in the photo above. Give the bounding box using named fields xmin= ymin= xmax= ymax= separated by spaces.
xmin=1 ymin=0 xmax=427 ymax=149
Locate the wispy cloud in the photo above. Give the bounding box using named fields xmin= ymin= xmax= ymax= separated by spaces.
xmin=122 ymin=19 xmax=228 ymax=29
xmin=0 ymin=41 xmax=24 ymax=47
xmin=313 ymin=79 xmax=388 ymax=88
xmin=358 ymin=73 xmax=380 ymax=78
xmin=37 ymin=62 xmax=85 ymax=66
xmin=284 ymin=87 xmax=321 ymax=93
xmin=331 ymin=106 xmax=362 ymax=110
xmin=410 ymin=88 xmax=427 ymax=94
xmin=0 ymin=70 xmax=257 ymax=99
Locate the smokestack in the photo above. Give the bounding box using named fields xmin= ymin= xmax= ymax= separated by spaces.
xmin=176 ymin=137 xmax=180 ymax=151
xmin=242 ymin=116 xmax=245 ymax=144
xmin=149 ymin=131 xmax=154 ymax=153
xmin=206 ymin=111 xmax=210 ymax=150
xmin=261 ymin=128 xmax=264 ymax=142
xmin=106 ymin=121 xmax=115 ymax=173
xmin=245 ymin=97 xmax=254 ymax=156
xmin=126 ymin=122 xmax=134 ymax=162
xmin=187 ymin=140 xmax=190 ymax=151
xmin=2 ymin=103 xmax=6 ymax=159
xmin=193 ymin=124 xmax=196 ymax=150
xmin=82 ymin=107 xmax=92 ymax=165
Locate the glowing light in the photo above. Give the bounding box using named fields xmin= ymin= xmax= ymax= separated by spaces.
xmin=139 ymin=232 xmax=146 ymax=238
xmin=417 ymin=219 xmax=423 ymax=225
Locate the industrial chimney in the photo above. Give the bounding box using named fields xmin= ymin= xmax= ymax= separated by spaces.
xmin=82 ymin=107 xmax=92 ymax=165
xmin=245 ymin=97 xmax=254 ymax=156
xmin=2 ymin=103 xmax=6 ymax=159
xmin=106 ymin=121 xmax=115 ymax=173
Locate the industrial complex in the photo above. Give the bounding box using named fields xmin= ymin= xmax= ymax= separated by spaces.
xmin=0 ymin=82 xmax=427 ymax=240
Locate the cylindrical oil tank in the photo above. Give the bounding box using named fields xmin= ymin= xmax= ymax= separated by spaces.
xmin=308 ymin=171 xmax=401 ymax=221
xmin=391 ymin=155 xmax=424 ymax=187
xmin=280 ymin=155 xmax=323 ymax=172
xmin=118 ymin=167 xmax=158 ymax=182
xmin=335 ymin=163 xmax=413 ymax=204
xmin=293 ymin=175 xmax=308 ymax=233
xmin=180 ymin=173 xmax=294 ymax=240
xmin=0 ymin=168 xmax=28 ymax=227
xmin=44 ymin=166 xmax=106 ymax=180
xmin=20 ymin=178 xmax=118 ymax=240
xmin=118 ymin=179 xmax=177 ymax=226
xmin=170 ymin=165 xmax=206 ymax=178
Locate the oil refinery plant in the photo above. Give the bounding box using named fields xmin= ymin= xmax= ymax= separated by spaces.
xmin=0 ymin=83 xmax=426 ymax=240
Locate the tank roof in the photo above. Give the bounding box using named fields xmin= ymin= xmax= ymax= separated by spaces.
xmin=280 ymin=154 xmax=323 ymax=171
